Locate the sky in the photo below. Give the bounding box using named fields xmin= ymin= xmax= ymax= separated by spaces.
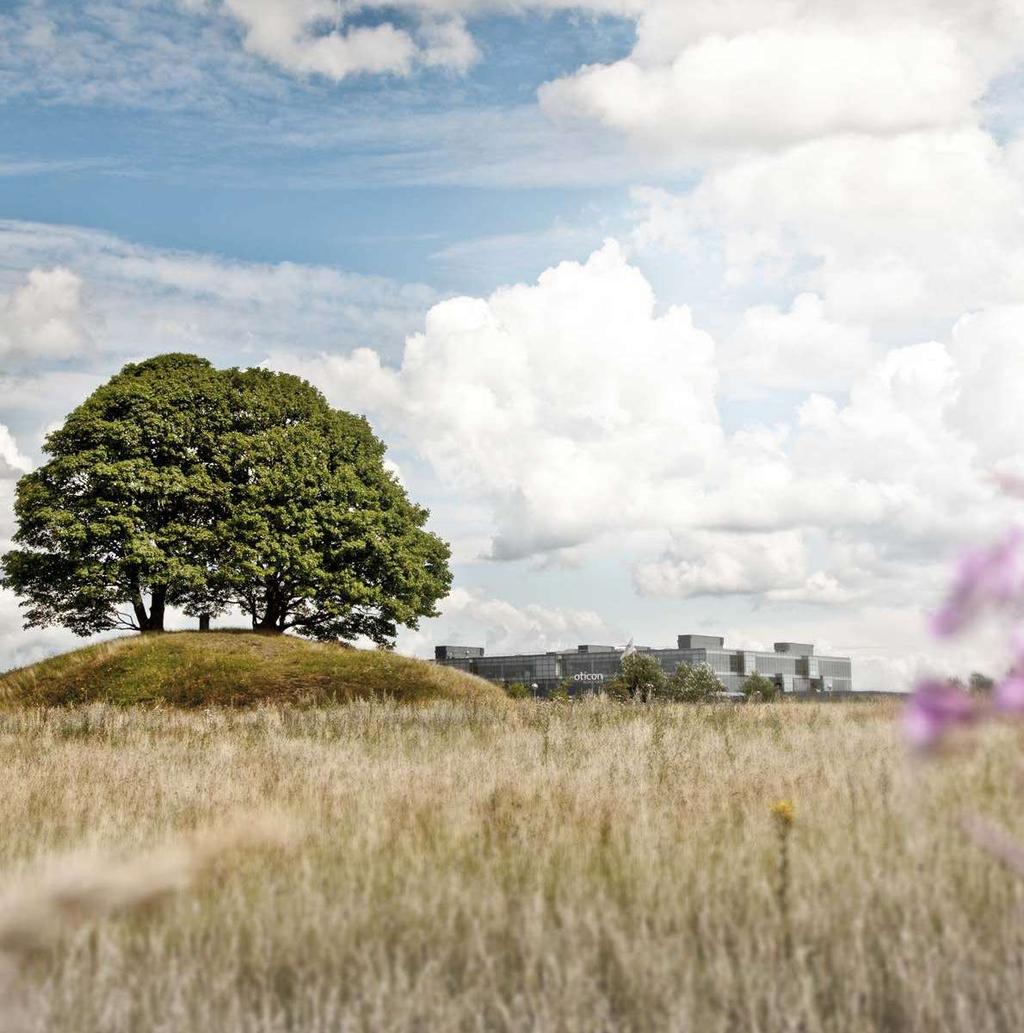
xmin=3 ymin=0 xmax=1024 ymax=687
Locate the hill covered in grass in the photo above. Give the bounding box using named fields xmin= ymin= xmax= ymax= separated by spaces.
xmin=0 ymin=631 xmax=504 ymax=707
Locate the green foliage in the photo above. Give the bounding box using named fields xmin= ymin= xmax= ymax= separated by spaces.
xmin=742 ymin=671 xmax=779 ymax=702
xmin=1 ymin=354 xmax=227 ymax=634
xmin=666 ymin=662 xmax=722 ymax=702
xmin=207 ymin=366 xmax=451 ymax=643
xmin=505 ymin=681 xmax=531 ymax=700
xmin=0 ymin=631 xmax=503 ymax=707
xmin=610 ymin=652 xmax=666 ymax=703
xmin=550 ymin=678 xmax=573 ymax=703
xmin=1 ymin=355 xmax=452 ymax=646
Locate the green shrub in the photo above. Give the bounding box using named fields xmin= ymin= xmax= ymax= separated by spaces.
xmin=609 ymin=653 xmax=666 ymax=703
xmin=742 ymin=672 xmax=779 ymax=702
xmin=505 ymin=681 xmax=531 ymax=700
xmin=549 ymin=678 xmax=573 ymax=703
xmin=666 ymin=662 xmax=722 ymax=702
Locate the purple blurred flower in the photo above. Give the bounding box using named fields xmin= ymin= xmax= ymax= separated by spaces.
xmin=1007 ymin=628 xmax=1024 ymax=674
xmin=905 ymin=680 xmax=978 ymax=751
xmin=931 ymin=529 xmax=1024 ymax=638
xmin=995 ymin=675 xmax=1024 ymax=715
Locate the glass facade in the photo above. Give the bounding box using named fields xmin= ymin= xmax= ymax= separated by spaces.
xmin=435 ymin=638 xmax=853 ymax=696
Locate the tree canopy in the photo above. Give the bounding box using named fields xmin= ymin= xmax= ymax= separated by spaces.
xmin=1 ymin=354 xmax=452 ymax=645
xmin=666 ymin=661 xmax=722 ymax=702
xmin=611 ymin=652 xmax=666 ymax=703
xmin=742 ymin=671 xmax=779 ymax=702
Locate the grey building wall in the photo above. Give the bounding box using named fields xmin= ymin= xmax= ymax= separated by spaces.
xmin=435 ymin=645 xmax=485 ymax=661
xmin=435 ymin=636 xmax=853 ymax=696
xmin=774 ymin=642 xmax=815 ymax=656
xmin=677 ymin=635 xmax=725 ymax=650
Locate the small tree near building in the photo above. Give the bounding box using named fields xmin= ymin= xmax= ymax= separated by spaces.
xmin=504 ymin=681 xmax=530 ymax=700
xmin=550 ymin=677 xmax=574 ymax=702
xmin=742 ymin=671 xmax=779 ymax=702
xmin=611 ymin=652 xmax=666 ymax=703
xmin=667 ymin=662 xmax=722 ymax=702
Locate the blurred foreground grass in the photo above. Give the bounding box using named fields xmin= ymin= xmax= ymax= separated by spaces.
xmin=0 ymin=698 xmax=1022 ymax=1032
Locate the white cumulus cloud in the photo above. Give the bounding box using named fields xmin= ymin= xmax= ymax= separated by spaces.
xmin=0 ymin=423 xmax=30 ymax=560
xmin=0 ymin=425 xmax=30 ymax=478
xmin=220 ymin=0 xmax=480 ymax=79
xmin=634 ymin=530 xmax=810 ymax=598
xmin=722 ymin=293 xmax=877 ymax=397
xmin=540 ymin=0 xmax=1024 ymax=152
xmin=269 ymin=237 xmax=1024 ymax=665
xmin=0 ymin=266 xmax=90 ymax=363
xmin=948 ymin=306 xmax=1024 ymax=474
xmin=283 ymin=240 xmax=722 ymax=560
xmin=0 ymin=220 xmax=435 ymax=377
xmin=632 ymin=127 xmax=1024 ymax=329
xmin=542 ymin=23 xmax=981 ymax=150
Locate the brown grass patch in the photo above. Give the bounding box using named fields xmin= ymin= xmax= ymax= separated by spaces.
xmin=0 ymin=631 xmax=503 ymax=707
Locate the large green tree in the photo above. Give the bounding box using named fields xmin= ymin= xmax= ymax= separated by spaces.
xmin=2 ymin=355 xmax=452 ymax=645
xmin=204 ymin=367 xmax=452 ymax=642
xmin=2 ymin=354 xmax=230 ymax=633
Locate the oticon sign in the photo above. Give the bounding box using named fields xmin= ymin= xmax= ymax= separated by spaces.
xmin=572 ymin=672 xmax=605 ymax=683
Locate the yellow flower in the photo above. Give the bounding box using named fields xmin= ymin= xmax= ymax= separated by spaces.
xmin=771 ymin=799 xmax=795 ymax=828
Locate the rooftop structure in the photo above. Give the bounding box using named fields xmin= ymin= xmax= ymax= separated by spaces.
xmin=434 ymin=635 xmax=852 ymax=696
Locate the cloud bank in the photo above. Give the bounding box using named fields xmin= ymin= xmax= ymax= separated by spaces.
xmin=541 ymin=1 xmax=1024 ymax=151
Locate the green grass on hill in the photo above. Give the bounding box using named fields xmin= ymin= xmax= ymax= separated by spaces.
xmin=0 ymin=631 xmax=504 ymax=707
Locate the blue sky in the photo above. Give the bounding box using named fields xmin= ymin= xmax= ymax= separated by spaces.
xmin=0 ymin=5 xmax=639 ymax=283
xmin=4 ymin=0 xmax=1024 ymax=687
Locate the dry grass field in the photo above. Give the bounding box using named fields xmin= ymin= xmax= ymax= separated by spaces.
xmin=0 ymin=698 xmax=1022 ymax=1032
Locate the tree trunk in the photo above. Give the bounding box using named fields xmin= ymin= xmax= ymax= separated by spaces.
xmin=254 ymin=604 xmax=283 ymax=633
xmin=254 ymin=579 xmax=288 ymax=634
xmin=199 ymin=613 xmax=211 ymax=632
xmin=130 ymin=582 xmax=167 ymax=632
xmin=146 ymin=585 xmax=167 ymax=632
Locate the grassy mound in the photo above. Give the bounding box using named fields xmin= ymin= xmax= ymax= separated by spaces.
xmin=0 ymin=631 xmax=504 ymax=707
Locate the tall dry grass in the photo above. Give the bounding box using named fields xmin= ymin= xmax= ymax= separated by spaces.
xmin=0 ymin=699 xmax=1021 ymax=1032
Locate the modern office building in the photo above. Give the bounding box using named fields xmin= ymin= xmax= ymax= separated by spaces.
xmin=434 ymin=635 xmax=853 ymax=695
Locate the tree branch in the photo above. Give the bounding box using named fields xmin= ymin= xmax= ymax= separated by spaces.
xmin=112 ymin=609 xmax=141 ymax=631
